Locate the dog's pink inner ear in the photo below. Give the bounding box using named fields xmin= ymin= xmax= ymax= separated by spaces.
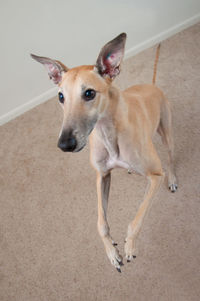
xmin=31 ymin=54 xmax=67 ymax=85
xmin=95 ymin=33 xmax=126 ymax=79
xmin=46 ymin=63 xmax=62 ymax=84
xmin=102 ymin=51 xmax=121 ymax=78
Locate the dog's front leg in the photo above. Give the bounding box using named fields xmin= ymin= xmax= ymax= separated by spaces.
xmin=96 ymin=171 xmax=123 ymax=272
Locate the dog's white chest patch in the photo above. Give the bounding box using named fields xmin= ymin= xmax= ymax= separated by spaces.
xmin=107 ymin=156 xmax=132 ymax=172
xmin=105 ymin=152 xmax=141 ymax=175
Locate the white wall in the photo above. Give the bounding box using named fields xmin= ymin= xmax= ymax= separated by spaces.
xmin=0 ymin=0 xmax=200 ymax=125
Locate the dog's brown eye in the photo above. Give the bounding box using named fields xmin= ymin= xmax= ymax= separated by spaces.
xmin=58 ymin=92 xmax=64 ymax=104
xmin=84 ymin=89 xmax=96 ymax=101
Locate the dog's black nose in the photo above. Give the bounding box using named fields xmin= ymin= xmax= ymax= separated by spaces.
xmin=58 ymin=135 xmax=77 ymax=152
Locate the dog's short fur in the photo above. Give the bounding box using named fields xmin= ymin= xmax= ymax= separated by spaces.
xmin=31 ymin=33 xmax=177 ymax=272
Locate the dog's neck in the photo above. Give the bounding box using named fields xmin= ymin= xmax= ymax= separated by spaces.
xmin=95 ymin=85 xmax=125 ymax=158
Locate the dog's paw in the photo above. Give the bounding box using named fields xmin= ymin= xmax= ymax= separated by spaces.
xmin=168 ymin=183 xmax=178 ymax=193
xmin=112 ymin=241 xmax=118 ymax=246
xmin=106 ymin=244 xmax=123 ymax=272
xmin=111 ymin=237 xmax=118 ymax=246
xmin=124 ymin=238 xmax=137 ymax=262
xmin=168 ymin=174 xmax=178 ymax=193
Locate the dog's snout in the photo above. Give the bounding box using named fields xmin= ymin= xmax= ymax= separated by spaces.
xmin=58 ymin=133 xmax=77 ymax=152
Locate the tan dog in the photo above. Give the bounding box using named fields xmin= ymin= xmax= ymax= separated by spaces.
xmin=31 ymin=33 xmax=177 ymax=272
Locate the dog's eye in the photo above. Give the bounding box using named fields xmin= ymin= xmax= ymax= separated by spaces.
xmin=83 ymin=89 xmax=96 ymax=101
xmin=58 ymin=92 xmax=64 ymax=104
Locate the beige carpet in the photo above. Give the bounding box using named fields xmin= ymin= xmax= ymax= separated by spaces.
xmin=1 ymin=23 xmax=200 ymax=301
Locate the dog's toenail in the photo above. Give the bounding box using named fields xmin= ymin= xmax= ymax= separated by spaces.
xmin=133 ymin=255 xmax=136 ymax=258
xmin=116 ymin=268 xmax=121 ymax=273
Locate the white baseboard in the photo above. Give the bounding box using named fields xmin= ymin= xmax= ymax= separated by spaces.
xmin=0 ymin=87 xmax=57 ymax=126
xmin=125 ymin=13 xmax=200 ymax=58
xmin=1 ymin=13 xmax=200 ymax=126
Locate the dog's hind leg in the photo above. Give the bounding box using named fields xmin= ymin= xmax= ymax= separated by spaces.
xmin=158 ymin=98 xmax=178 ymax=192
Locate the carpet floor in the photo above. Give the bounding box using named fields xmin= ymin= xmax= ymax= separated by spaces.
xmin=0 ymin=23 xmax=200 ymax=301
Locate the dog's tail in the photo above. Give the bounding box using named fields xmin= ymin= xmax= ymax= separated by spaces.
xmin=152 ymin=43 xmax=161 ymax=85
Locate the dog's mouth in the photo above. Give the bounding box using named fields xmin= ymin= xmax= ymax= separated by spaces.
xmin=58 ymin=123 xmax=95 ymax=153
xmin=73 ymin=125 xmax=95 ymax=153
xmin=74 ymin=143 xmax=86 ymax=153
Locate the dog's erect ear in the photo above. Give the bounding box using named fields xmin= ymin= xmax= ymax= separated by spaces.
xmin=30 ymin=54 xmax=68 ymax=84
xmin=95 ymin=33 xmax=127 ymax=79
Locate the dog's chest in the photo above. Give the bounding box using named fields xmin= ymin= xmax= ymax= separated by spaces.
xmin=94 ymin=120 xmax=142 ymax=175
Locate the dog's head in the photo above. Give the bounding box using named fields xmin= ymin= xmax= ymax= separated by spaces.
xmin=31 ymin=33 xmax=126 ymax=152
